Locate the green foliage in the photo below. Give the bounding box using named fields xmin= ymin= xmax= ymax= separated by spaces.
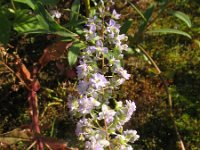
xmin=0 ymin=0 xmax=199 ymax=149
xmin=14 ymin=0 xmax=77 ymax=38
xmin=70 ymin=0 xmax=80 ymax=25
xmin=68 ymin=41 xmax=85 ymax=66
xmin=171 ymin=11 xmax=192 ymax=28
xmin=0 ymin=11 xmax=11 ymax=45
xmin=120 ymin=19 xmax=133 ymax=34
xmin=147 ymin=28 xmax=192 ymax=39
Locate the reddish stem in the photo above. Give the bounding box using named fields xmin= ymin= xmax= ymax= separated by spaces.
xmin=28 ymin=88 xmax=43 ymax=150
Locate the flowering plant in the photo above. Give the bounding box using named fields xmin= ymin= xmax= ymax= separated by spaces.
xmin=68 ymin=0 xmax=139 ymax=149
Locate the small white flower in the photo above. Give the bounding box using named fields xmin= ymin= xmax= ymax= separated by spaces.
xmin=125 ymin=100 xmax=136 ymax=122
xmin=78 ymin=96 xmax=100 ymax=114
xmin=50 ymin=10 xmax=61 ymax=19
xmin=115 ymin=67 xmax=131 ymax=80
xmin=98 ymin=104 xmax=116 ymax=124
xmin=67 ymin=94 xmax=78 ymax=112
xmin=123 ymin=129 xmax=140 ymax=143
xmin=120 ymin=145 xmax=133 ymax=150
xmin=90 ymin=73 xmax=109 ymax=90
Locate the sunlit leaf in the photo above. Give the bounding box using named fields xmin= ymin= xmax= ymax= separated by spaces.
xmin=194 ymin=40 xmax=200 ymax=48
xmin=14 ymin=0 xmax=35 ymax=9
xmin=13 ymin=1 xmax=78 ymax=38
xmin=0 ymin=128 xmax=32 ymax=145
xmin=147 ymin=28 xmax=192 ymax=39
xmin=171 ymin=11 xmax=192 ymax=28
xmin=68 ymin=41 xmax=85 ymax=66
xmin=14 ymin=10 xmax=47 ymax=33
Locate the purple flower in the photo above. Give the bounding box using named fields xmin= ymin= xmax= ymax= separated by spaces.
xmin=85 ymin=137 xmax=109 ymax=150
xmin=76 ymin=61 xmax=89 ymax=79
xmin=98 ymin=104 xmax=116 ymax=124
xmin=96 ymin=40 xmax=108 ymax=54
xmin=86 ymin=46 xmax=97 ymax=55
xmin=125 ymin=100 xmax=136 ymax=122
xmin=118 ymin=34 xmax=128 ymax=41
xmin=67 ymin=94 xmax=78 ymax=112
xmin=76 ymin=118 xmax=90 ymax=136
xmin=116 ymin=78 xmax=125 ymax=86
xmin=77 ymin=80 xmax=89 ymax=95
xmin=108 ymin=19 xmax=120 ymax=30
xmin=109 ymin=19 xmax=116 ymax=27
xmin=123 ymin=129 xmax=140 ymax=143
xmin=112 ymin=9 xmax=121 ymax=19
xmin=115 ymin=67 xmax=131 ymax=80
xmin=88 ymin=23 xmax=96 ymax=32
xmin=78 ymin=96 xmax=100 ymax=114
xmin=85 ymin=32 xmax=97 ymax=41
xmin=85 ymin=140 xmax=104 ymax=150
xmin=90 ymin=73 xmax=109 ymax=90
xmin=85 ymin=132 xmax=110 ymax=150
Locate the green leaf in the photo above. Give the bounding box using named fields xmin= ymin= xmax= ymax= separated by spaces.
xmin=0 ymin=12 xmax=11 ymax=45
xmin=14 ymin=10 xmax=47 ymax=33
xmin=147 ymin=28 xmax=192 ymax=39
xmin=194 ymin=40 xmax=200 ymax=48
xmin=13 ymin=2 xmax=78 ymax=38
xmin=134 ymin=4 xmax=155 ymax=41
xmin=171 ymin=11 xmax=192 ymax=28
xmin=120 ymin=19 xmax=133 ymax=34
xmin=143 ymin=3 xmax=155 ymax=22
xmin=70 ymin=0 xmax=80 ymax=24
xmin=127 ymin=1 xmax=146 ymax=21
xmin=0 ymin=128 xmax=32 ymax=145
xmin=40 ymin=0 xmax=59 ymax=5
xmin=34 ymin=2 xmax=77 ymax=37
xmin=14 ymin=0 xmax=60 ymax=8
xmin=14 ymin=0 xmax=35 ymax=9
xmin=68 ymin=41 xmax=85 ymax=66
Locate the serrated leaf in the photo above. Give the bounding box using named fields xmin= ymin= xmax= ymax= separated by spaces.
xmin=171 ymin=11 xmax=192 ymax=28
xmin=68 ymin=42 xmax=85 ymax=66
xmin=147 ymin=28 xmax=191 ymax=39
xmin=0 ymin=12 xmax=11 ymax=45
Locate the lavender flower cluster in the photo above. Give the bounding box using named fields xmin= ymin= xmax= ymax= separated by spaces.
xmin=68 ymin=0 xmax=139 ymax=149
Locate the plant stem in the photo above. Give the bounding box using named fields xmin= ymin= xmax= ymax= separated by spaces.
xmin=104 ymin=119 xmax=112 ymax=150
xmin=11 ymin=0 xmax=16 ymax=10
xmin=84 ymin=0 xmax=90 ymax=17
xmin=0 ymin=60 xmax=30 ymax=90
xmin=137 ymin=45 xmax=185 ymax=150
xmin=28 ymin=90 xmax=44 ymax=150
